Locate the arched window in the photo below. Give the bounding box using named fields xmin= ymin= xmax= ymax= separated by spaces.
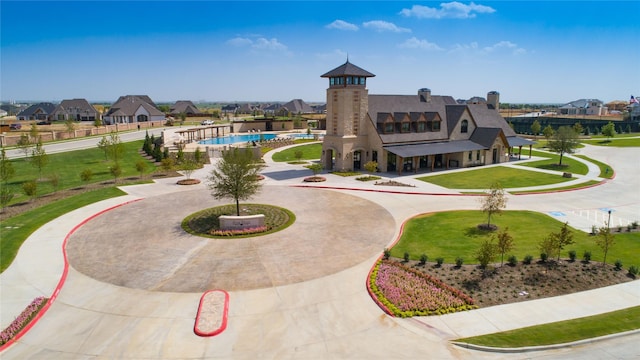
xmin=461 ymin=119 xmax=468 ymax=133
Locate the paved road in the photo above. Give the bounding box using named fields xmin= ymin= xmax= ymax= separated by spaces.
xmin=0 ymin=139 xmax=638 ymax=359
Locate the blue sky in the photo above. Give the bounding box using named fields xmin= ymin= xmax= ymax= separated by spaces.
xmin=1 ymin=1 xmax=638 ymax=104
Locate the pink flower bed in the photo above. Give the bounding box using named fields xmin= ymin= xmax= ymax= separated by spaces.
xmin=0 ymin=296 xmax=48 ymax=346
xmin=370 ymin=260 xmax=476 ymax=317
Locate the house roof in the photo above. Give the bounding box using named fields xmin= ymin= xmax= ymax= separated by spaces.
xmin=105 ymin=95 xmax=163 ymax=117
xmin=17 ymin=102 xmax=56 ymax=117
xmin=170 ymin=100 xmax=199 ymax=114
xmin=53 ymin=99 xmax=97 ymax=115
xmin=470 ymin=127 xmax=503 ymax=148
xmin=280 ymin=99 xmax=313 ymax=114
xmin=321 ymin=60 xmax=375 ymax=78
xmin=384 ymin=140 xmax=486 ymax=158
xmin=559 ymin=99 xmax=603 ymax=108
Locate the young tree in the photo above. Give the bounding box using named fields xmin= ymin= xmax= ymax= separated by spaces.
xmin=80 ymin=168 xmax=93 ymax=185
xmin=16 ymin=133 xmax=32 ymax=158
xmin=64 ymin=118 xmax=76 ymax=136
xmin=194 ymin=146 xmax=203 ymax=164
xmin=29 ymin=123 xmax=39 ymax=142
xmin=572 ymin=122 xmax=583 ymax=136
xmin=595 ymin=226 xmax=615 ymax=266
xmin=530 ymin=119 xmax=541 ymax=139
xmin=0 ymin=186 xmax=13 ymax=212
xmin=22 ymin=180 xmax=38 ymax=201
xmin=135 ymin=159 xmax=148 ymax=179
xmin=547 ymin=126 xmax=579 ymax=166
xmin=479 ymin=182 xmax=507 ymax=230
xmin=207 ymin=148 xmax=264 ymax=216
xmin=364 ymin=160 xmax=378 ymax=175
xmin=545 ymin=222 xmax=575 ymax=262
xmin=97 ymin=136 xmax=110 ymax=161
xmin=109 ymin=163 xmax=122 ymax=183
xmin=179 ymin=112 xmax=186 ymax=126
xmin=601 ymin=121 xmax=616 ymax=140
xmin=542 ymin=125 xmax=554 ymax=142
xmin=307 ymin=163 xmax=323 ymax=178
xmin=0 ymin=148 xmax=15 ymax=184
xmin=30 ymin=137 xmax=49 ymax=179
xmin=181 ymin=158 xmax=197 ymax=180
xmin=495 ymin=227 xmax=515 ymax=266
xmin=476 ymin=238 xmax=497 ymax=269
xmin=107 ymin=132 xmax=124 ymax=164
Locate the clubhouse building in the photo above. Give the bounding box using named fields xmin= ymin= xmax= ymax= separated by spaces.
xmin=320 ymin=61 xmax=534 ymax=173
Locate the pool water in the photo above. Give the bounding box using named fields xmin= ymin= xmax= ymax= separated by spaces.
xmin=198 ymin=133 xmax=277 ymax=145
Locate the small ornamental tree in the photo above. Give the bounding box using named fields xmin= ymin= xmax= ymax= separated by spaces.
xmin=595 ymin=226 xmax=615 ymax=266
xmin=307 ymin=163 xmax=323 ymax=177
xmin=476 ymin=238 xmax=497 ymax=269
xmin=17 ymin=133 xmax=32 ymax=158
xmin=0 ymin=148 xmax=15 ymax=184
xmin=601 ymin=121 xmax=616 ymax=140
xmin=97 ymin=136 xmax=110 ymax=161
xmin=479 ymin=182 xmax=507 ymax=230
xmin=364 ymin=160 xmax=378 ymax=175
xmin=22 ymin=180 xmax=38 ymax=201
xmin=547 ymin=126 xmax=579 ymax=166
xmin=135 ymin=160 xmax=148 ymax=178
xmin=80 ymin=168 xmax=93 ymax=184
xmin=181 ymin=158 xmax=197 ymax=180
xmin=30 ymin=137 xmax=49 ymax=179
xmin=495 ymin=227 xmax=515 ymax=266
xmin=530 ymin=119 xmax=541 ymax=139
xmin=541 ymin=222 xmax=575 ymax=262
xmin=542 ymin=125 xmax=554 ymax=142
xmin=109 ymin=163 xmax=122 ymax=183
xmin=207 ymin=147 xmax=264 ymax=216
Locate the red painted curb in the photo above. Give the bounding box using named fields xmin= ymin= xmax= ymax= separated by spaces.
xmin=0 ymin=198 xmax=142 ymax=352
xmin=194 ymin=290 xmax=229 ymax=337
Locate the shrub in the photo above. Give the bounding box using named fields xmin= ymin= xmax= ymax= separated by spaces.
xmin=540 ymin=253 xmax=548 ymax=263
xmin=419 ymin=254 xmax=428 ymax=266
xmin=507 ymin=255 xmax=518 ymax=267
xmin=22 ymin=180 xmax=38 ymax=200
xmin=80 ymin=168 xmax=93 ymax=183
xmin=583 ymin=251 xmax=592 ymax=263
xmin=403 ymin=252 xmax=410 ymax=262
xmin=436 ymin=257 xmax=444 ymax=266
xmin=161 ymin=157 xmax=175 ymax=171
xmin=568 ymin=250 xmax=577 ymax=262
xmin=383 ymin=248 xmax=390 ymax=260
xmin=523 ymin=254 xmax=533 ymax=265
xmin=614 ymin=259 xmax=623 ymax=271
xmin=455 ymin=257 xmax=464 ymax=268
xmin=628 ymin=265 xmax=639 ymax=278
xmin=632 ymin=221 xmax=638 ymax=229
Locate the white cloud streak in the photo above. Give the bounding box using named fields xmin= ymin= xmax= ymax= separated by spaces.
xmin=398 ymin=37 xmax=443 ymax=50
xmin=226 ymin=36 xmax=287 ymax=51
xmin=400 ymin=2 xmax=496 ymax=19
xmin=326 ymin=20 xmax=359 ymax=31
xmin=362 ymin=20 xmax=411 ymax=33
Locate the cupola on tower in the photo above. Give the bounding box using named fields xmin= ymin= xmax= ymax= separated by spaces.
xmin=320 ymin=60 xmax=375 ymax=171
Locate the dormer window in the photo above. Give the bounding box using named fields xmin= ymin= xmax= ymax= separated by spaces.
xmin=417 ymin=122 xmax=426 ymax=132
xmin=401 ymin=122 xmax=410 ymax=133
xmin=384 ymin=122 xmax=394 ymax=133
xmin=461 ymin=119 xmax=469 ymax=133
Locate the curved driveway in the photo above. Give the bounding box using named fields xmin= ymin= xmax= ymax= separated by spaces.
xmin=1 ymin=142 xmax=638 ymax=359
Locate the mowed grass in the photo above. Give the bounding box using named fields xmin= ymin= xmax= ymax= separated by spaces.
xmin=5 ymin=140 xmax=153 ymax=206
xmin=271 ymin=143 xmax=322 ymax=162
xmin=516 ymin=149 xmax=589 ymax=175
xmin=581 ymin=137 xmax=640 ymax=147
xmin=574 ymin=155 xmax=614 ymax=178
xmin=417 ymin=166 xmax=574 ymax=189
xmin=391 ymin=210 xmax=640 ymax=267
xmin=1 ymin=187 xmax=127 ymax=272
xmin=456 ymin=306 xmax=640 ymax=348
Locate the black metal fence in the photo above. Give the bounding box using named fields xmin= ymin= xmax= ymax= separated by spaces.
xmin=506 ymin=117 xmax=640 ymax=135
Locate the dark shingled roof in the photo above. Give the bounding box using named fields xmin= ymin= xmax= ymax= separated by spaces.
xmin=470 ymin=127 xmax=503 ymax=148
xmin=384 ymin=140 xmax=485 ymax=157
xmin=321 ymin=61 xmax=375 ymax=78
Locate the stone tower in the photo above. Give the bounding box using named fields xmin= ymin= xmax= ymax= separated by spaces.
xmin=320 ymin=60 xmax=375 ymax=171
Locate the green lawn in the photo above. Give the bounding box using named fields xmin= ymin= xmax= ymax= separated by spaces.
xmin=516 ymin=149 xmax=589 ymax=175
xmin=456 ymin=306 xmax=640 ymax=348
xmin=581 ymin=137 xmax=640 ymax=147
xmin=271 ymin=143 xmax=322 ymax=162
xmin=574 ymin=155 xmax=614 ymax=178
xmin=1 ymin=187 xmax=127 ymax=272
xmin=391 ymin=210 xmax=640 ymax=266
xmin=4 ymin=140 xmax=154 ymax=206
xmin=417 ymin=166 xmax=574 ymax=189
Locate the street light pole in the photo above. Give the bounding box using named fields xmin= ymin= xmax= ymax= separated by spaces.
xmin=607 ymin=209 xmax=612 ymax=231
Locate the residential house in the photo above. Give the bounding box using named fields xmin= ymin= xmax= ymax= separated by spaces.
xmin=559 ymin=99 xmax=608 ymax=116
xmin=51 ymin=98 xmax=100 ymax=121
xmin=320 ymin=61 xmax=534 ymax=173
xmin=276 ymin=99 xmax=314 ymax=116
xmin=170 ymin=100 xmax=200 ymax=116
xmin=16 ymin=102 xmax=56 ymax=121
xmin=103 ymin=95 xmax=165 ymax=124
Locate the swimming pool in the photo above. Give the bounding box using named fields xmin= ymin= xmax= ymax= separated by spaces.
xmin=198 ymin=133 xmax=277 ymax=145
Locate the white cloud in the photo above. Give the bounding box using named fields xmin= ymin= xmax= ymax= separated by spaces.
xmin=253 ymin=37 xmax=287 ymax=51
xmin=398 ymin=37 xmax=443 ymax=50
xmin=226 ymin=36 xmax=288 ymax=51
xmin=483 ymin=41 xmax=526 ymax=55
xmin=362 ymin=20 xmax=411 ymax=33
xmin=450 ymin=40 xmax=526 ymax=55
xmin=326 ymin=20 xmax=359 ymax=31
xmin=226 ymin=37 xmax=253 ymax=47
xmin=400 ymin=2 xmax=496 ymax=19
